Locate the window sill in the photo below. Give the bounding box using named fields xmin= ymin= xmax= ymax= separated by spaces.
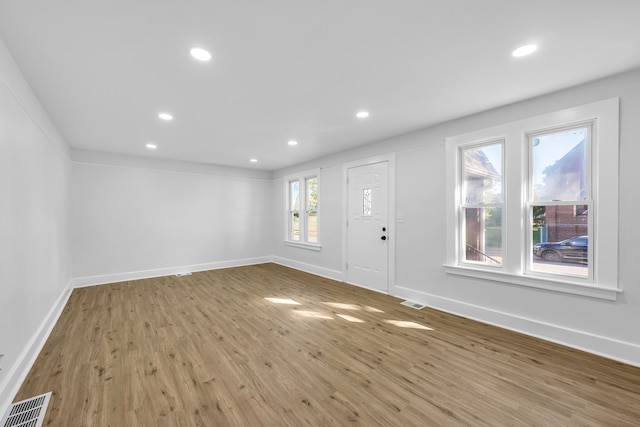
xmin=444 ymin=264 xmax=621 ymax=301
xmin=283 ymin=241 xmax=322 ymax=251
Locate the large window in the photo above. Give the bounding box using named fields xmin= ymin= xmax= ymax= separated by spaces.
xmin=285 ymin=169 xmax=320 ymax=248
xmin=528 ymin=126 xmax=591 ymax=279
xmin=445 ymin=98 xmax=619 ymax=300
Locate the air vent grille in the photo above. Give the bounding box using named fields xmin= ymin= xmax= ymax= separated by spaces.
xmin=1 ymin=392 xmax=51 ymax=427
xmin=401 ymin=300 xmax=427 ymax=310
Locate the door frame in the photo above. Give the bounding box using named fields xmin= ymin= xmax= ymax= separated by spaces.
xmin=342 ymin=153 xmax=396 ymax=294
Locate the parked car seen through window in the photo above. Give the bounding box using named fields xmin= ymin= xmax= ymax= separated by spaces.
xmin=533 ymin=236 xmax=588 ymax=263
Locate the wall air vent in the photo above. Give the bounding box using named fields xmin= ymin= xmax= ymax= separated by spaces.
xmin=1 ymin=392 xmax=51 ymax=427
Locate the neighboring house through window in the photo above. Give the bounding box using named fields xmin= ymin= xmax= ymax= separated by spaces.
xmin=445 ymin=98 xmax=620 ymax=300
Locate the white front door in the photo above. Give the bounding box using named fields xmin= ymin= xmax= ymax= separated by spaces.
xmin=346 ymin=161 xmax=389 ymax=292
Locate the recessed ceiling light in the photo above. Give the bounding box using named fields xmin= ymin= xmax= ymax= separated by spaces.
xmin=288 ymin=140 xmax=298 ymax=146
xmin=356 ymin=111 xmax=370 ymax=118
xmin=512 ymin=44 xmax=538 ymax=57
xmin=158 ymin=113 xmax=173 ymax=121
xmin=250 ymin=158 xmax=258 ymax=163
xmin=146 ymin=143 xmax=157 ymax=150
xmin=190 ymin=47 xmax=212 ymax=61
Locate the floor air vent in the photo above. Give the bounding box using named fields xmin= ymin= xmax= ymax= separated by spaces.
xmin=1 ymin=392 xmax=51 ymax=427
xmin=401 ymin=300 xmax=427 ymax=310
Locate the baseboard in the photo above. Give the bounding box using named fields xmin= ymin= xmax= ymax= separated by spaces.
xmin=70 ymin=256 xmax=273 ymax=288
xmin=0 ymin=284 xmax=73 ymax=417
xmin=272 ymin=256 xmax=344 ymax=282
xmin=394 ymin=285 xmax=640 ymax=368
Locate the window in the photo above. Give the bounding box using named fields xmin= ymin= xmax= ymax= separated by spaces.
xmin=445 ymin=98 xmax=620 ymax=300
xmin=461 ymin=141 xmax=503 ymax=266
xmin=362 ymin=188 xmax=372 ymax=216
xmin=306 ymin=177 xmax=318 ymax=243
xmin=288 ymin=180 xmax=301 ymax=241
xmin=528 ymin=126 xmax=591 ymax=279
xmin=285 ymin=169 xmax=320 ymax=248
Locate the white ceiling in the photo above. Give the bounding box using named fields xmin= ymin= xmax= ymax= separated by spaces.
xmin=1 ymin=0 xmax=639 ymax=171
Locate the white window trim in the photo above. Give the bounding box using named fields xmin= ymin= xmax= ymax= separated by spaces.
xmin=445 ymin=98 xmax=620 ymax=300
xmin=283 ymin=168 xmax=321 ymax=249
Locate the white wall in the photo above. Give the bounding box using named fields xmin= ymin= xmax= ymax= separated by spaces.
xmin=70 ymin=150 xmax=274 ymax=284
xmin=272 ymin=68 xmax=640 ymax=366
xmin=0 ymin=40 xmax=72 ymax=411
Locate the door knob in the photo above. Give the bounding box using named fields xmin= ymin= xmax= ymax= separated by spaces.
xmin=381 ymin=236 xmax=387 ymax=241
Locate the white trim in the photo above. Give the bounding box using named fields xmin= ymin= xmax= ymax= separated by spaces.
xmin=71 ymin=149 xmax=271 ymax=181
xmin=70 ymin=256 xmax=272 ymax=288
xmin=272 ymin=256 xmax=343 ymax=282
xmin=283 ymin=241 xmax=322 ymax=251
xmin=344 ymin=281 xmax=391 ymax=295
xmin=444 ymin=264 xmax=621 ymax=301
xmin=342 ymin=154 xmax=396 ymax=294
xmin=0 ymin=285 xmax=73 ymax=417
xmin=393 ymin=285 xmax=640 ymax=368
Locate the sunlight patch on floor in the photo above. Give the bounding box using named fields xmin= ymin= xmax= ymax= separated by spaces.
xmin=336 ymin=314 xmax=365 ymax=323
xmin=292 ymin=310 xmax=333 ymax=320
xmin=384 ymin=320 xmax=433 ymax=330
xmin=265 ymin=297 xmax=301 ymax=305
xmin=322 ymin=302 xmax=361 ymax=310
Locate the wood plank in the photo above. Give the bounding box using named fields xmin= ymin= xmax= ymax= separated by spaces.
xmin=13 ymin=263 xmax=640 ymax=425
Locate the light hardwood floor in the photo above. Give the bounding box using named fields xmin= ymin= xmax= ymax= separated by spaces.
xmin=15 ymin=263 xmax=640 ymax=426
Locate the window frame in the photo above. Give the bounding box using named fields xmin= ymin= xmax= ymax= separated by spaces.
xmin=284 ymin=169 xmax=321 ymax=250
xmin=525 ymin=123 xmax=594 ymax=281
xmin=305 ymin=176 xmax=319 ymax=244
xmin=287 ymin=179 xmax=301 ymax=242
xmin=445 ymin=98 xmax=620 ymax=300
xmin=458 ymin=139 xmax=505 ymax=269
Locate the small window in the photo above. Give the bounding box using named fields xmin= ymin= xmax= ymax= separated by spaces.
xmin=285 ymin=169 xmax=320 ymax=248
xmin=362 ymin=188 xmax=372 ymax=216
xmin=306 ymin=177 xmax=318 ymax=243
xmin=288 ymin=180 xmax=300 ymax=241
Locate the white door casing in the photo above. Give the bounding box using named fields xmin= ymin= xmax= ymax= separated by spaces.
xmin=346 ymin=160 xmax=390 ymax=292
